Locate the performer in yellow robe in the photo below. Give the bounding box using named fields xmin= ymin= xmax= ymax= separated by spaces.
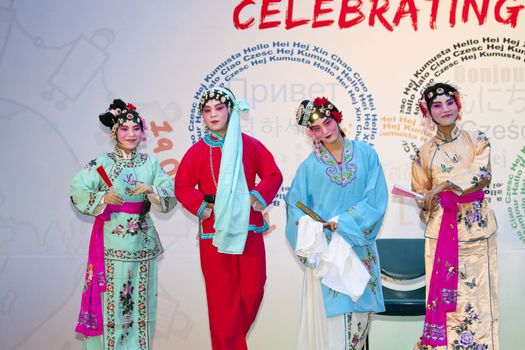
xmin=412 ymin=83 xmax=498 ymax=350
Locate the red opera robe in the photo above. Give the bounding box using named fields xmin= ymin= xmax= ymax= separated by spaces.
xmin=175 ymin=131 xmax=282 ymax=350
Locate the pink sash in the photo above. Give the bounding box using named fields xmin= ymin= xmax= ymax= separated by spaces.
xmin=421 ymin=190 xmax=484 ymax=346
xmin=75 ymin=202 xmax=143 ymax=336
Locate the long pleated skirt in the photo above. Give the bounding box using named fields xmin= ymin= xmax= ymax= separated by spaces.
xmin=415 ymin=234 xmax=499 ymax=350
xmin=84 ymin=258 xmax=157 ymax=350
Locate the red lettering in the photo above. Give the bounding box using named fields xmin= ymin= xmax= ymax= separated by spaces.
xmin=429 ymin=0 xmax=440 ymax=29
xmin=450 ymin=0 xmax=459 ymax=26
xmin=495 ymin=0 xmax=524 ymax=27
xmin=233 ymin=0 xmax=256 ymax=29
xmin=149 ymin=121 xmax=172 ymax=138
xmin=260 ymin=0 xmax=282 ymax=29
xmin=369 ymin=0 xmax=394 ymax=31
xmin=462 ymin=0 xmax=490 ymax=24
xmin=393 ymin=0 xmax=419 ymax=30
xmin=232 ymin=0 xmax=524 ymax=32
xmin=313 ymin=0 xmax=335 ymax=28
xmin=285 ymin=0 xmax=309 ymax=29
xmin=339 ymin=0 xmax=365 ymax=28
xmin=160 ymin=159 xmax=179 ymax=177
xmin=153 ymin=138 xmax=173 ymax=153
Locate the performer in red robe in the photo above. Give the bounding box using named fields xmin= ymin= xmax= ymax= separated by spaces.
xmin=175 ymin=87 xmax=283 ymax=350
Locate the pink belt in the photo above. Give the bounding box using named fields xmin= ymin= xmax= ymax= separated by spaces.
xmin=421 ymin=190 xmax=484 ymax=346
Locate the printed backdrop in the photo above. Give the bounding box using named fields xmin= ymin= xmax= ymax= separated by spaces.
xmin=1 ymin=1 xmax=524 ymax=349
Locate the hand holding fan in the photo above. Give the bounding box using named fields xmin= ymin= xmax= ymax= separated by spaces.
xmin=391 ymin=184 xmax=424 ymax=200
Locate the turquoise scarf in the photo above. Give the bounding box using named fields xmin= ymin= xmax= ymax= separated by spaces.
xmin=212 ymin=88 xmax=251 ymax=254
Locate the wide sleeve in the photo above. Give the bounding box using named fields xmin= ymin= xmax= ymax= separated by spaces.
xmin=250 ymin=139 xmax=283 ymax=210
xmin=70 ymin=158 xmax=108 ymax=216
xmin=411 ymin=146 xmax=433 ymax=222
xmin=337 ymin=146 xmax=388 ymax=247
xmin=411 ymin=144 xmax=433 ymax=194
xmin=149 ymin=157 xmax=177 ymax=213
xmin=174 ymin=145 xmax=207 ymax=217
xmin=447 ymin=130 xmax=492 ymax=194
xmin=284 ymin=163 xmax=310 ymax=251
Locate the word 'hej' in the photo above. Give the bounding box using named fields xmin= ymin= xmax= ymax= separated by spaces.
xmin=233 ymin=0 xmax=524 ymax=31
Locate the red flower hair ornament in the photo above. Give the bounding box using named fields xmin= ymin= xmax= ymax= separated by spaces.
xmin=331 ymin=110 xmax=343 ymax=123
xmin=313 ymin=97 xmax=328 ymax=107
xmin=419 ymin=98 xmax=430 ymax=119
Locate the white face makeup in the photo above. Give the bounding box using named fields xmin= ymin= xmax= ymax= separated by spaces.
xmin=429 ymin=95 xmax=459 ymax=126
xmin=116 ymin=120 xmax=143 ymax=152
xmin=202 ymin=100 xmax=229 ymax=136
xmin=309 ymin=117 xmax=340 ymax=144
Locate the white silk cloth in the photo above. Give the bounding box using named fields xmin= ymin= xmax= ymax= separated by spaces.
xmin=296 ymin=215 xmax=371 ymax=350
xmin=296 ymin=215 xmax=370 ymax=302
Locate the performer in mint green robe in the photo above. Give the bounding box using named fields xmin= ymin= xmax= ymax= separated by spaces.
xmin=71 ymin=99 xmax=176 ymax=350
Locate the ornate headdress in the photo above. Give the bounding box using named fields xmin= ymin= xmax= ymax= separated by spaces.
xmin=419 ymin=83 xmax=462 ymax=118
xmin=99 ymin=99 xmax=145 ymax=135
xmin=296 ymin=96 xmax=343 ymax=127
xmin=198 ymin=88 xmax=235 ymax=113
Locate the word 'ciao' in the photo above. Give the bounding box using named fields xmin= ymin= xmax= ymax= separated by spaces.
xmin=233 ymin=0 xmax=525 ymax=31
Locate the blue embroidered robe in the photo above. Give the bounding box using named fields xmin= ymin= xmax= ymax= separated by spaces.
xmin=285 ymin=139 xmax=388 ymax=316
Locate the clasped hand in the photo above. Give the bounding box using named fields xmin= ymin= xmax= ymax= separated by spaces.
xmin=103 ymin=184 xmax=153 ymax=205
xmin=417 ymin=181 xmax=451 ymax=211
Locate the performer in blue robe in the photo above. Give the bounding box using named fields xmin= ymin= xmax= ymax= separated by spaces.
xmin=285 ymin=97 xmax=388 ymax=350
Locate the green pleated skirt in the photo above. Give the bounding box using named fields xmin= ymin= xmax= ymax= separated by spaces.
xmin=84 ymin=258 xmax=157 ymax=350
